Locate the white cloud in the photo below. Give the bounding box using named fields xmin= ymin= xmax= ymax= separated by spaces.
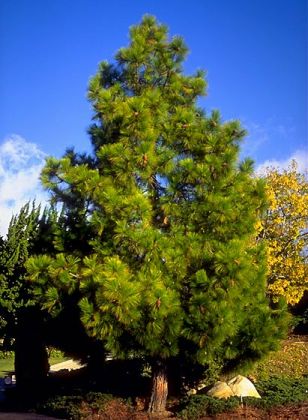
xmin=241 ymin=119 xmax=297 ymax=159
xmin=0 ymin=135 xmax=48 ymax=236
xmin=255 ymin=149 xmax=308 ymax=175
xmin=241 ymin=122 xmax=270 ymax=157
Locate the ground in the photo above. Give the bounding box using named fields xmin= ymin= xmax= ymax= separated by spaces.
xmin=0 ymin=336 xmax=307 ymax=419
xmin=197 ymin=403 xmax=308 ymax=420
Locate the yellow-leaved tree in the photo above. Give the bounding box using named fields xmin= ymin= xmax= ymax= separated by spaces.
xmin=257 ymin=161 xmax=308 ymax=305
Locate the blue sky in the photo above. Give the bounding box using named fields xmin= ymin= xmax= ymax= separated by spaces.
xmin=0 ymin=0 xmax=307 ymax=234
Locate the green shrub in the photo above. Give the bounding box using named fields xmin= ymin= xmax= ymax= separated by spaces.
xmin=47 ymin=347 xmax=66 ymax=359
xmin=177 ymin=395 xmax=239 ymax=419
xmin=39 ymin=395 xmax=84 ymax=420
xmin=248 ymin=376 xmax=308 ymax=409
xmin=38 ymin=392 xmax=114 ymax=420
xmin=83 ymin=392 xmax=114 ymax=411
xmin=177 ymin=377 xmax=308 ymax=418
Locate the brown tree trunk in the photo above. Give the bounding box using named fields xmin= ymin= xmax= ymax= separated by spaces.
xmin=148 ymin=359 xmax=168 ymax=413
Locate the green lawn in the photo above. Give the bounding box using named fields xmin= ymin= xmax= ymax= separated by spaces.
xmin=250 ymin=336 xmax=308 ymax=380
xmin=0 ymin=357 xmax=14 ymax=377
xmin=49 ymin=355 xmax=69 ymax=366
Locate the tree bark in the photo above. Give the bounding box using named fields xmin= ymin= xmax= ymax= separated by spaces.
xmin=148 ymin=359 xmax=168 ymax=413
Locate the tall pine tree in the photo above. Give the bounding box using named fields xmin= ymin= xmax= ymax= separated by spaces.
xmin=27 ymin=16 xmax=288 ymax=412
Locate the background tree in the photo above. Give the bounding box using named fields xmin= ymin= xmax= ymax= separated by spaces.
xmin=27 ymin=16 xmax=288 ymax=413
xmin=0 ymin=202 xmax=52 ymax=392
xmin=257 ymin=161 xmax=308 ymax=305
xmin=0 ymin=202 xmax=42 ymax=347
xmin=0 ymin=202 xmax=106 ymax=394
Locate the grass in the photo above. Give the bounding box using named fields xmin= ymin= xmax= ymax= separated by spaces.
xmin=0 ymin=357 xmax=14 ymax=377
xmin=49 ymin=355 xmax=70 ymax=366
xmin=250 ymin=335 xmax=308 ymax=380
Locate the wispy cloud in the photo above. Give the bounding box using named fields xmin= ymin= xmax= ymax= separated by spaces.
xmin=0 ymin=135 xmax=48 ymax=236
xmin=240 ymin=118 xmax=297 ymax=160
xmin=255 ymin=149 xmax=308 ymax=175
xmin=241 ymin=122 xmax=270 ymax=156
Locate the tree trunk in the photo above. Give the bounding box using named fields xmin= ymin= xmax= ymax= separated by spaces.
xmin=148 ymin=359 xmax=168 ymax=413
xmin=14 ymin=307 xmax=49 ymax=400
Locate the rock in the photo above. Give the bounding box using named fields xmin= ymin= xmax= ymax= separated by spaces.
xmin=207 ymin=381 xmax=234 ymax=399
xmin=207 ymin=375 xmax=261 ymax=399
xmin=187 ymin=388 xmax=197 ymax=396
xmin=228 ymin=375 xmax=261 ymax=398
xmin=197 ymin=383 xmax=206 ymax=391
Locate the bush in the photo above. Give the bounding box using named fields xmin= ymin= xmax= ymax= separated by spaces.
xmin=47 ymin=347 xmax=66 ymax=359
xmin=177 ymin=395 xmax=239 ymax=419
xmin=178 ymin=377 xmax=308 ymax=418
xmin=247 ymin=376 xmax=308 ymax=409
xmin=38 ymin=392 xmax=114 ymax=420
xmin=39 ymin=395 xmax=84 ymax=419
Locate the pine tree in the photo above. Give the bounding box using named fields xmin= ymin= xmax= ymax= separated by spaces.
xmin=27 ymin=16 xmax=288 ymax=412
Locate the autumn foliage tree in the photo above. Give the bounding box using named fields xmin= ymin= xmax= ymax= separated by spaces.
xmin=257 ymin=161 xmax=308 ymax=305
xmin=26 ymin=16 xmax=288 ymax=413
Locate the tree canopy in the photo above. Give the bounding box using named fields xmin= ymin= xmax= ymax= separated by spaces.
xmin=26 ymin=16 xmax=288 ymax=412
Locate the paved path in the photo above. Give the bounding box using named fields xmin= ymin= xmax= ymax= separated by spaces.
xmin=49 ymin=359 xmax=84 ymax=372
xmin=0 ymin=360 xmax=85 ymax=419
xmin=0 ymin=414 xmax=60 ymax=419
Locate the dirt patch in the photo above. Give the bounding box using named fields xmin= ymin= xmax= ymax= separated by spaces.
xmin=3 ymin=402 xmax=308 ymax=419
xmin=197 ymin=402 xmax=308 ymax=419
